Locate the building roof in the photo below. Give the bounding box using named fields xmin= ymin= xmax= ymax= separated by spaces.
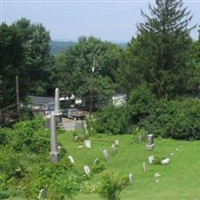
xmin=29 ymin=96 xmax=55 ymax=105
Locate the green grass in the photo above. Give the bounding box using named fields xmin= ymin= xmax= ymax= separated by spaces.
xmin=58 ymin=132 xmax=200 ymax=200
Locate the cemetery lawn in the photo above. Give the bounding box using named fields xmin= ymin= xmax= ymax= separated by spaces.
xmin=58 ymin=132 xmax=200 ymax=200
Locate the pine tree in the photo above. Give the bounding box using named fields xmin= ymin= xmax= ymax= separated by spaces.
xmin=121 ymin=0 xmax=196 ymax=98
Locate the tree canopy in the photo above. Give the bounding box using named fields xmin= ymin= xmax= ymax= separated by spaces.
xmin=55 ymin=36 xmax=122 ymax=106
xmin=118 ymin=0 xmax=196 ymax=98
xmin=0 ymin=23 xmax=24 ymax=108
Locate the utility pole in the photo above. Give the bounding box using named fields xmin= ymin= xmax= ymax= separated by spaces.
xmin=90 ymin=61 xmax=96 ymax=114
xmin=16 ymin=75 xmax=20 ymax=121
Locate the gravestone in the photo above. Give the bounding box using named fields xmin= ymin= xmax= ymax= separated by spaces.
xmin=148 ymin=155 xmax=155 ymax=164
xmin=54 ymin=88 xmax=61 ymax=123
xmin=103 ymin=149 xmax=109 ymax=161
xmin=94 ymin=158 xmax=100 ymax=165
xmin=37 ymin=188 xmax=47 ymax=200
xmin=138 ymin=135 xmax=142 ymax=143
xmin=129 ymin=173 xmax=134 ymax=184
xmin=146 ymin=134 xmax=154 ymax=150
xmin=154 ymin=172 xmax=160 ymax=183
xmin=68 ymin=155 xmax=75 ymax=165
xmin=84 ymin=140 xmax=91 ymax=148
xmin=115 ymin=140 xmax=119 ymax=146
xmin=111 ymin=143 xmax=117 ymax=155
xmin=84 ymin=165 xmax=91 ymax=176
xmin=161 ymin=158 xmax=170 ymax=165
xmin=143 ymin=162 xmax=147 ymax=173
xmin=50 ymin=112 xmax=60 ymax=163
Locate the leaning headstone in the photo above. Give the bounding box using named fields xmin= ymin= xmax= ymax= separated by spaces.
xmin=84 ymin=140 xmax=91 ymax=148
xmin=84 ymin=165 xmax=91 ymax=176
xmin=74 ymin=135 xmax=79 ymax=141
xmin=143 ymin=162 xmax=147 ymax=173
xmin=37 ymin=188 xmax=47 ymax=200
xmin=154 ymin=172 xmax=160 ymax=183
xmin=148 ymin=155 xmax=155 ymax=164
xmin=146 ymin=134 xmax=154 ymax=150
xmin=115 ymin=140 xmax=119 ymax=146
xmin=161 ymin=158 xmax=170 ymax=165
xmin=68 ymin=155 xmax=75 ymax=165
xmin=94 ymin=158 xmax=100 ymax=165
xmin=129 ymin=173 xmax=134 ymax=184
xmin=111 ymin=143 xmax=117 ymax=155
xmin=103 ymin=149 xmax=109 ymax=161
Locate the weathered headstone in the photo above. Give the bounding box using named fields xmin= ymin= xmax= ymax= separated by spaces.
xmin=129 ymin=173 xmax=134 ymax=184
xmin=84 ymin=165 xmax=91 ymax=176
xmin=68 ymin=155 xmax=75 ymax=165
xmin=143 ymin=162 xmax=147 ymax=173
xmin=111 ymin=143 xmax=117 ymax=155
xmin=154 ymin=172 xmax=160 ymax=183
xmin=37 ymin=188 xmax=47 ymax=200
xmin=148 ymin=155 xmax=155 ymax=164
xmin=115 ymin=140 xmax=119 ymax=146
xmin=50 ymin=112 xmax=60 ymax=163
xmin=138 ymin=135 xmax=142 ymax=143
xmin=146 ymin=134 xmax=154 ymax=150
xmin=94 ymin=158 xmax=100 ymax=165
xmin=161 ymin=158 xmax=170 ymax=165
xmin=84 ymin=140 xmax=91 ymax=148
xmin=103 ymin=149 xmax=109 ymax=161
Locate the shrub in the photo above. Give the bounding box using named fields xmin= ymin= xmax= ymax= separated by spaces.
xmin=98 ymin=173 xmax=128 ymax=200
xmin=91 ymin=103 xmax=131 ymax=135
xmin=140 ymin=98 xmax=200 ymax=140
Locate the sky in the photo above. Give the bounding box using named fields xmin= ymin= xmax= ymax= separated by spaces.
xmin=0 ymin=0 xmax=200 ymax=42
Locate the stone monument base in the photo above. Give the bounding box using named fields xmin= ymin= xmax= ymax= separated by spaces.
xmin=50 ymin=151 xmax=60 ymax=163
xmin=146 ymin=144 xmax=155 ymax=150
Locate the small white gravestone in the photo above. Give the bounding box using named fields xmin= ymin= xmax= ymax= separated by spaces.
xmin=94 ymin=158 xmax=100 ymax=165
xmin=115 ymin=140 xmax=119 ymax=146
xmin=68 ymin=155 xmax=75 ymax=165
xmin=154 ymin=172 xmax=160 ymax=183
xmin=143 ymin=162 xmax=147 ymax=173
xmin=37 ymin=188 xmax=47 ymax=200
xmin=129 ymin=173 xmax=134 ymax=184
xmin=103 ymin=149 xmax=109 ymax=161
xmin=138 ymin=135 xmax=142 ymax=143
xmin=85 ymin=129 xmax=89 ymax=136
xmin=58 ymin=146 xmax=61 ymax=153
xmin=74 ymin=135 xmax=79 ymax=141
xmin=161 ymin=158 xmax=170 ymax=165
xmin=84 ymin=140 xmax=91 ymax=148
xmin=111 ymin=143 xmax=117 ymax=155
xmin=84 ymin=165 xmax=91 ymax=176
xmin=148 ymin=155 xmax=155 ymax=164
xmin=146 ymin=134 xmax=154 ymax=150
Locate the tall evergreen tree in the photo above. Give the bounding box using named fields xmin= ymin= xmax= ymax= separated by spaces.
xmin=119 ymin=0 xmax=195 ymax=98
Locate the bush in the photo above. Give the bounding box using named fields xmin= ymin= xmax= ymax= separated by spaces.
xmin=98 ymin=173 xmax=128 ymax=200
xmin=90 ymin=103 xmax=131 ymax=135
xmin=140 ymin=98 xmax=200 ymax=140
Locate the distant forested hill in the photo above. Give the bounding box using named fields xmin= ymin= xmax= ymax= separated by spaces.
xmin=50 ymin=40 xmax=127 ymax=55
xmin=50 ymin=41 xmax=75 ymax=55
